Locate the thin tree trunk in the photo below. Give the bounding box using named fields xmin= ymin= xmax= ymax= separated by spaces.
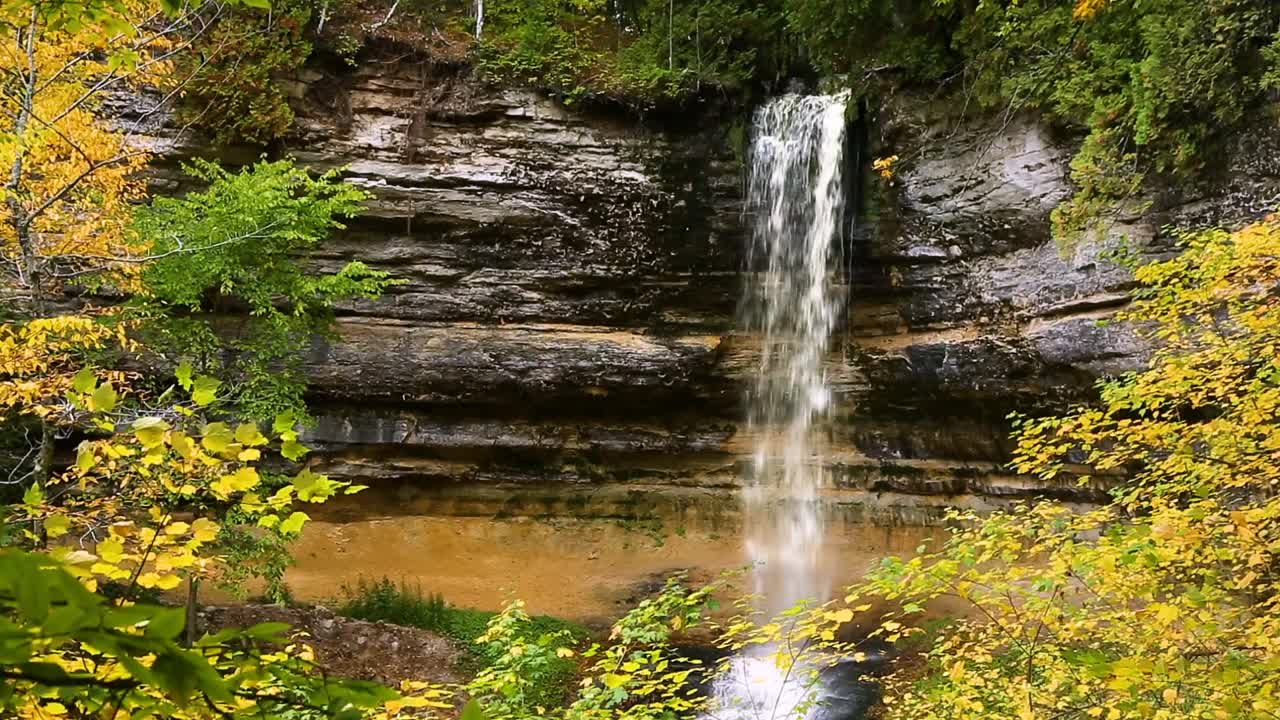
xmin=695 ymin=1 xmax=700 ymax=88
xmin=29 ymin=420 xmax=54 ymax=546
xmin=7 ymin=11 xmax=44 ymax=315
xmin=32 ymin=421 xmax=54 ymax=489
xmin=184 ymin=578 xmax=200 ymax=648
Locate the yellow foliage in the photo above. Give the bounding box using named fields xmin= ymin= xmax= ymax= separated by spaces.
xmin=0 ymin=314 xmax=128 ymax=418
xmin=873 ymin=154 xmax=899 ymax=179
xmin=1073 ymin=0 xmax=1109 ymax=21
xmin=8 ymin=360 xmax=363 ymax=607
xmin=825 ymin=217 xmax=1280 ymax=720
xmin=0 ymin=1 xmax=168 ymax=301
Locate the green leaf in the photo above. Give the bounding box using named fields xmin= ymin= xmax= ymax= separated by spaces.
xmin=75 ymin=444 xmax=95 ymax=473
xmin=292 ymin=470 xmax=333 ymax=502
xmin=234 ymin=422 xmax=267 ymax=447
xmin=175 ymin=359 xmax=194 ymax=390
xmin=145 ymin=607 xmax=186 ymax=639
xmin=117 ymin=652 xmax=160 ymax=688
xmin=244 ymin=622 xmax=291 ymax=641
xmin=151 ymin=652 xmax=200 ymax=703
xmin=195 ymin=627 xmax=242 ymax=647
xmin=239 ymin=0 xmax=272 ymax=9
xmin=292 ymin=469 xmax=321 ymax=497
xmin=89 ymin=382 xmax=117 ymax=413
xmin=272 ymin=410 xmax=297 ymax=435
xmin=102 ymin=604 xmax=160 ymax=630
xmin=201 ymin=423 xmax=234 ymax=454
xmin=15 ymin=662 xmax=70 ymax=684
xmin=278 ymin=511 xmax=309 ymax=535
xmin=281 ymin=438 xmax=309 ymax=461
xmin=42 ymin=604 xmax=88 ymax=636
xmin=191 ymin=375 xmax=221 ymax=406
xmin=460 ymin=699 xmax=489 ymax=720
xmin=71 ymin=367 xmax=97 ymax=394
xmin=43 ymin=514 xmax=70 ymax=539
xmin=22 ymin=484 xmax=44 ymax=507
xmin=14 ymin=557 xmax=51 ymax=622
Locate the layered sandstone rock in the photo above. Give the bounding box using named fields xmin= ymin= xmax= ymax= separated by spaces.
xmin=137 ymin=52 xmax=1280 ymax=528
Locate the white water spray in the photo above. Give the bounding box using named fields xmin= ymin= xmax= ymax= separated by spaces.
xmin=706 ymin=92 xmax=850 ymax=720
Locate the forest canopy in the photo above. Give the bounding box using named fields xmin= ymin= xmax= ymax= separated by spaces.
xmin=177 ymin=0 xmax=1280 ymax=238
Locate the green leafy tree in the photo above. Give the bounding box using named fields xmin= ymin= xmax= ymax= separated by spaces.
xmin=133 ymin=158 xmax=394 ymax=421
xmin=450 ymin=575 xmax=724 ymax=720
xmin=785 ymin=0 xmax=1280 ymax=243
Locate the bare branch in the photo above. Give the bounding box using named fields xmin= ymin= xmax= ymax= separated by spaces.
xmin=47 ymin=219 xmax=286 ymax=279
xmin=367 ymin=0 xmax=401 ymax=33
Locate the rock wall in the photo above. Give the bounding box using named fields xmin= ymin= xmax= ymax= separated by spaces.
xmin=146 ymin=53 xmax=1280 ymax=528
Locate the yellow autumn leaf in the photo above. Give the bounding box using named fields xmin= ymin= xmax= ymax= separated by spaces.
xmin=97 ymin=538 xmax=125 ymax=564
xmin=191 ymin=517 xmax=219 ymax=543
xmin=1073 ymin=0 xmax=1107 ymax=20
xmin=137 ymin=572 xmax=181 ymax=590
xmin=44 ymin=513 xmax=70 ymax=539
xmin=234 ymin=422 xmax=268 ymax=447
xmin=825 ymin=608 xmax=854 ymax=623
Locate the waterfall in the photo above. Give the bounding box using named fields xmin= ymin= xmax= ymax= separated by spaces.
xmin=742 ymin=91 xmax=849 ymax=615
xmin=706 ymin=91 xmax=850 ymax=720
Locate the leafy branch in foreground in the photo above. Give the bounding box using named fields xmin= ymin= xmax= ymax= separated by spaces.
xmin=0 ymin=339 xmax=453 ymax=718
xmin=0 ymin=547 xmax=454 ymax=718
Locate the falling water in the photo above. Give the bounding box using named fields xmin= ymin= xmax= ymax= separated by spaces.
xmin=705 ymin=92 xmax=850 ymax=720
xmin=742 ymin=91 xmax=849 ymax=615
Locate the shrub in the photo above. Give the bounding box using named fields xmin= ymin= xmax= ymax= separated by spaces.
xmin=338 ymin=577 xmax=450 ymax=629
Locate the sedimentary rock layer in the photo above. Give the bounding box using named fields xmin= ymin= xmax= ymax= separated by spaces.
xmin=139 ymin=54 xmax=1280 ymax=523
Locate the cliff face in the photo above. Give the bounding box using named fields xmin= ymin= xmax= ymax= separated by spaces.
xmin=150 ymin=55 xmax=1280 ymax=529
